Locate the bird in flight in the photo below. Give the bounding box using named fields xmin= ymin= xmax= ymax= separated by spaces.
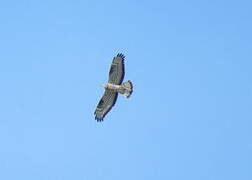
xmin=94 ymin=53 xmax=133 ymax=122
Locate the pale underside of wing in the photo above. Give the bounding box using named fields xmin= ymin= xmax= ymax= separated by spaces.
xmin=94 ymin=89 xmax=118 ymax=121
xmin=108 ymin=53 xmax=125 ymax=85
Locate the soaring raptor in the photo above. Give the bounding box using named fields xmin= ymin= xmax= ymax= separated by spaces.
xmin=94 ymin=53 xmax=133 ymax=122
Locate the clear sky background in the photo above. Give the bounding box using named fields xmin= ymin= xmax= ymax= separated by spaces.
xmin=0 ymin=0 xmax=251 ymax=179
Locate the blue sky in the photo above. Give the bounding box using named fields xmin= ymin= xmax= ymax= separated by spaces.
xmin=0 ymin=0 xmax=251 ymax=179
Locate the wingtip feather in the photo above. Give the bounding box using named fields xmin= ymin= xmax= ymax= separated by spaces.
xmin=95 ymin=115 xmax=103 ymax=122
xmin=117 ymin=53 xmax=125 ymax=60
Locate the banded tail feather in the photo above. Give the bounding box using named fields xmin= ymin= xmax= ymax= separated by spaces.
xmin=122 ymin=80 xmax=133 ymax=98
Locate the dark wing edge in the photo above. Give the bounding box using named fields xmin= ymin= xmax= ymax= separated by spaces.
xmin=108 ymin=53 xmax=125 ymax=85
xmin=94 ymin=90 xmax=118 ymax=122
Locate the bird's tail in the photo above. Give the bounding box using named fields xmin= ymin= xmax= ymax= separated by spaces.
xmin=122 ymin=80 xmax=133 ymax=98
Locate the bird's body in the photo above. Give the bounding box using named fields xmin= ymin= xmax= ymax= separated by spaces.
xmin=103 ymin=81 xmax=133 ymax=98
xmin=94 ymin=53 xmax=133 ymax=122
xmin=102 ymin=83 xmax=122 ymax=91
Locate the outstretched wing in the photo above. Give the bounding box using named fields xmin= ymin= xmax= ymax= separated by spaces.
xmin=94 ymin=90 xmax=118 ymax=121
xmin=108 ymin=53 xmax=125 ymax=85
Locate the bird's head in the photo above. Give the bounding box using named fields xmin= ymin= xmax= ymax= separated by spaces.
xmin=102 ymin=83 xmax=108 ymax=89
